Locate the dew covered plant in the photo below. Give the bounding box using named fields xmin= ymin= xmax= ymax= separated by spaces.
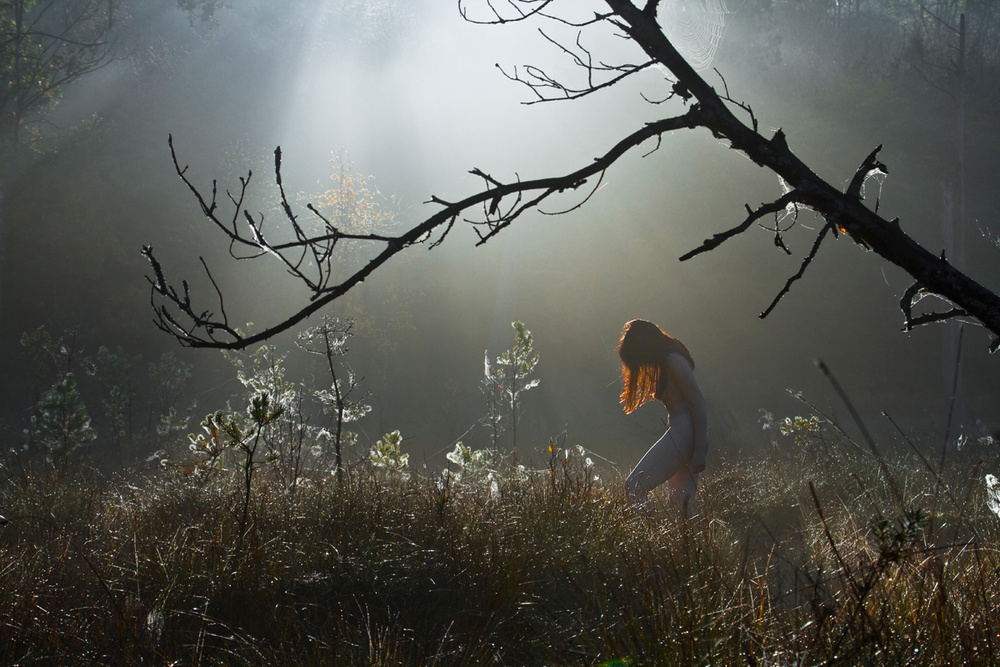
xmin=483 ymin=320 xmax=540 ymax=450
xmin=986 ymin=473 xmax=1000 ymax=518
xmin=369 ymin=428 xmax=408 ymax=475
xmin=296 ymin=316 xmax=371 ymax=482
xmin=444 ymin=440 xmax=494 ymax=484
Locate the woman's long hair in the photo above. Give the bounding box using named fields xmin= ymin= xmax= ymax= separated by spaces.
xmin=617 ymin=319 xmax=694 ymax=414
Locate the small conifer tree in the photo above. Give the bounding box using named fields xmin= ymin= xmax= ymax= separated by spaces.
xmin=296 ymin=316 xmax=371 ymax=482
xmin=28 ymin=373 xmax=96 ymax=472
xmin=486 ymin=321 xmax=539 ymax=450
xmin=369 ymin=430 xmax=408 ymax=477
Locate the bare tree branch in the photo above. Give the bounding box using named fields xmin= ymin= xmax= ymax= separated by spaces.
xmin=759 ymin=223 xmax=835 ymax=319
xmin=146 ymin=109 xmax=703 ymax=348
xmin=496 ymin=27 xmax=656 ymax=103
xmin=601 ymin=0 xmax=1000 ymax=342
xmin=679 ymin=191 xmax=802 ymax=261
xmin=146 ymin=0 xmax=1000 ymax=351
xmin=846 ymin=145 xmax=888 ymax=201
xmin=458 ymin=0 xmax=558 ymax=25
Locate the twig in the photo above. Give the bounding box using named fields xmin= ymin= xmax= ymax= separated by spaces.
xmin=882 ymin=410 xmax=961 ymax=514
xmin=845 ymin=145 xmax=887 ymax=200
xmin=679 ymin=190 xmax=801 ymax=261
xmin=759 ymin=223 xmax=834 ymax=320
xmin=933 ymin=323 xmax=965 ymax=537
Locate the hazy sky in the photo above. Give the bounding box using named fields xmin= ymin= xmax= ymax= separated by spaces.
xmin=10 ymin=0 xmax=1000 ymax=466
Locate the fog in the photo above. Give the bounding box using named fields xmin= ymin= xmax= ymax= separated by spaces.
xmin=3 ymin=0 xmax=999 ymax=471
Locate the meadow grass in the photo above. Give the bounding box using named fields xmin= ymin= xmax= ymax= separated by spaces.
xmin=0 ymin=428 xmax=998 ymax=666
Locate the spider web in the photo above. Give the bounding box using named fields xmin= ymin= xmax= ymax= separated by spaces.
xmin=660 ymin=0 xmax=730 ymax=72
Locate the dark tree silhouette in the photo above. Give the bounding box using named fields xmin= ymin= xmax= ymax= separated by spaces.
xmin=0 ymin=0 xmax=122 ymax=141
xmin=143 ymin=0 xmax=1000 ymax=351
xmin=0 ymin=0 xmax=124 ymax=338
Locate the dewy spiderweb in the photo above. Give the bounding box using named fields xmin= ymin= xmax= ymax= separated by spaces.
xmin=660 ymin=0 xmax=730 ymax=72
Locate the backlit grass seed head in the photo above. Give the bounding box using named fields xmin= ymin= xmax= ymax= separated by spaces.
xmin=779 ymin=415 xmax=821 ymax=445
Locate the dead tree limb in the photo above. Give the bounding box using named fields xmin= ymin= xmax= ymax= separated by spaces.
xmin=602 ymin=0 xmax=1000 ymax=347
xmin=145 ymin=0 xmax=1000 ymax=351
xmin=145 ymin=110 xmax=703 ymax=348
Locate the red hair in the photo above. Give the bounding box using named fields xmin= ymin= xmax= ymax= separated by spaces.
xmin=617 ymin=319 xmax=694 ymax=414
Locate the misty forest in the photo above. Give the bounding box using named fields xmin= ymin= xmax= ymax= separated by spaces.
xmin=2 ymin=0 xmax=1000 ymax=664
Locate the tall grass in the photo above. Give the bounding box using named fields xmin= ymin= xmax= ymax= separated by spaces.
xmin=1 ymin=423 xmax=998 ymax=665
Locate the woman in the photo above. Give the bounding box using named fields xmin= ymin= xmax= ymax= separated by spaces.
xmin=618 ymin=319 xmax=708 ymax=513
